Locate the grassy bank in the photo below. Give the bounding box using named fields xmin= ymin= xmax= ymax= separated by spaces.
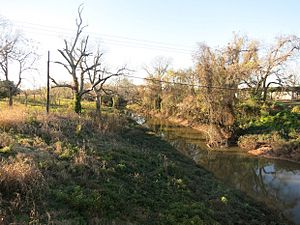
xmin=0 ymin=105 xmax=291 ymax=224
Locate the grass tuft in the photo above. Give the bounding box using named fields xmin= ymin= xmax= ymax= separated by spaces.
xmin=0 ymin=155 xmax=46 ymax=196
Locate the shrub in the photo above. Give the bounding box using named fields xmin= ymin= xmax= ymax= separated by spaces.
xmin=238 ymin=132 xmax=285 ymax=150
xmin=236 ymin=99 xmax=262 ymax=129
xmin=96 ymin=113 xmax=129 ymax=134
xmin=238 ymin=135 xmax=260 ymax=150
xmin=270 ymin=102 xmax=286 ymax=113
xmin=291 ymin=105 xmax=300 ymax=114
xmin=244 ymin=110 xmax=300 ymax=138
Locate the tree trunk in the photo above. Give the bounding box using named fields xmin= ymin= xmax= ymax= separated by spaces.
xmin=74 ymin=93 xmax=82 ymax=114
xmin=262 ymin=78 xmax=268 ymax=102
xmin=8 ymin=86 xmax=13 ymax=107
xmin=95 ymin=94 xmax=102 ymax=115
xmin=24 ymin=92 xmax=28 ymax=106
xmin=291 ymin=91 xmax=295 ymax=100
xmin=112 ymin=95 xmax=119 ymax=109
xmin=262 ymin=87 xmax=268 ymax=102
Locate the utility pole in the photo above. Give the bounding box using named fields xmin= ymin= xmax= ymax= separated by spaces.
xmin=46 ymin=51 xmax=50 ymax=113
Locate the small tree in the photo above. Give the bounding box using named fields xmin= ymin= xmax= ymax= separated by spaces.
xmin=195 ymin=36 xmax=258 ymax=147
xmin=161 ymin=69 xmax=197 ymax=115
xmin=113 ymin=77 xmax=139 ymax=106
xmin=0 ymin=80 xmax=19 ymax=99
xmin=143 ymin=57 xmax=171 ymax=110
xmin=82 ymin=49 xmax=126 ymax=114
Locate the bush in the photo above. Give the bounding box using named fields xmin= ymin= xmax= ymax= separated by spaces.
xmin=238 ymin=132 xmax=285 ymax=150
xmin=270 ymin=102 xmax=286 ymax=113
xmin=236 ymin=99 xmax=262 ymax=129
xmin=238 ymin=135 xmax=260 ymax=150
xmin=291 ymin=105 xmax=300 ymax=114
xmin=244 ymin=109 xmax=300 ymax=138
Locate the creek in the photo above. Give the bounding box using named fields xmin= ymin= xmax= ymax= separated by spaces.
xmin=137 ymin=115 xmax=300 ymax=224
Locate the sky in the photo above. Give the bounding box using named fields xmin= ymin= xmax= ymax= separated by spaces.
xmin=1 ymin=0 xmax=300 ymax=88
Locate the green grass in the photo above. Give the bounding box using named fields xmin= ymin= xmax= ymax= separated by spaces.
xmin=0 ymin=103 xmax=291 ymax=224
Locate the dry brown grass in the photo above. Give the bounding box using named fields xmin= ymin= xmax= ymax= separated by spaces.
xmin=72 ymin=149 xmax=103 ymax=176
xmin=0 ymin=153 xmax=47 ymax=224
xmin=0 ymin=154 xmax=45 ymax=197
xmin=0 ymin=132 xmax=14 ymax=148
xmin=96 ymin=113 xmax=128 ymax=134
xmin=0 ymin=105 xmax=131 ymax=224
xmin=0 ymin=106 xmax=28 ymax=132
xmin=0 ymin=105 xmax=128 ymax=143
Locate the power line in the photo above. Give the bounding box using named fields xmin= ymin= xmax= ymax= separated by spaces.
xmin=13 ymin=20 xmax=194 ymax=48
xmin=15 ymin=25 xmax=192 ymax=55
xmin=122 ymin=74 xmax=244 ymax=91
xmin=12 ymin=21 xmax=194 ymax=54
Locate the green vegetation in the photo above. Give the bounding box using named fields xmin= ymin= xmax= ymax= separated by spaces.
xmin=135 ymin=35 xmax=300 ymax=148
xmin=0 ymin=103 xmax=290 ymax=224
xmin=0 ymin=80 xmax=20 ymax=100
xmin=234 ymin=100 xmax=300 ymax=161
xmin=130 ymin=48 xmax=300 ymax=158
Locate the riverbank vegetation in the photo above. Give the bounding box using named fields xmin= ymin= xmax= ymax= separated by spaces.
xmin=126 ymin=35 xmax=300 ymax=162
xmin=237 ymin=101 xmax=300 ymax=161
xmin=132 ymin=84 xmax=300 ymax=162
xmin=0 ymin=103 xmax=291 ymax=224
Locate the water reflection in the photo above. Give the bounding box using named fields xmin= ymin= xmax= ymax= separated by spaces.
xmin=145 ymin=117 xmax=300 ymax=225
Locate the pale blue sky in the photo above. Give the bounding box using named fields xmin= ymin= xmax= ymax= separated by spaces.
xmin=1 ymin=0 xmax=300 ymax=87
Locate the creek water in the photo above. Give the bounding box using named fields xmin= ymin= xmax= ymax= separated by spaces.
xmin=138 ymin=116 xmax=300 ymax=225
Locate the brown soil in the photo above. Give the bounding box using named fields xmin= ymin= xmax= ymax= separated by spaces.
xmin=146 ymin=111 xmax=210 ymax=134
xmin=247 ymin=145 xmax=300 ymax=164
xmin=248 ymin=146 xmax=273 ymax=156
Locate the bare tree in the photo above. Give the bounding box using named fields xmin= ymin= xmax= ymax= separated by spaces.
xmin=82 ymin=49 xmax=126 ymax=114
xmin=0 ymin=39 xmax=17 ymax=106
xmin=143 ymin=57 xmax=171 ymax=110
xmin=52 ymin=5 xmax=127 ymax=114
xmin=284 ymin=67 xmax=300 ymax=100
xmin=0 ymin=21 xmax=37 ymax=106
xmin=242 ymin=35 xmax=300 ymax=101
xmin=0 ymin=17 xmax=9 ymax=53
xmin=51 ymin=5 xmax=98 ymax=113
xmin=144 ymin=56 xmax=171 ymax=79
